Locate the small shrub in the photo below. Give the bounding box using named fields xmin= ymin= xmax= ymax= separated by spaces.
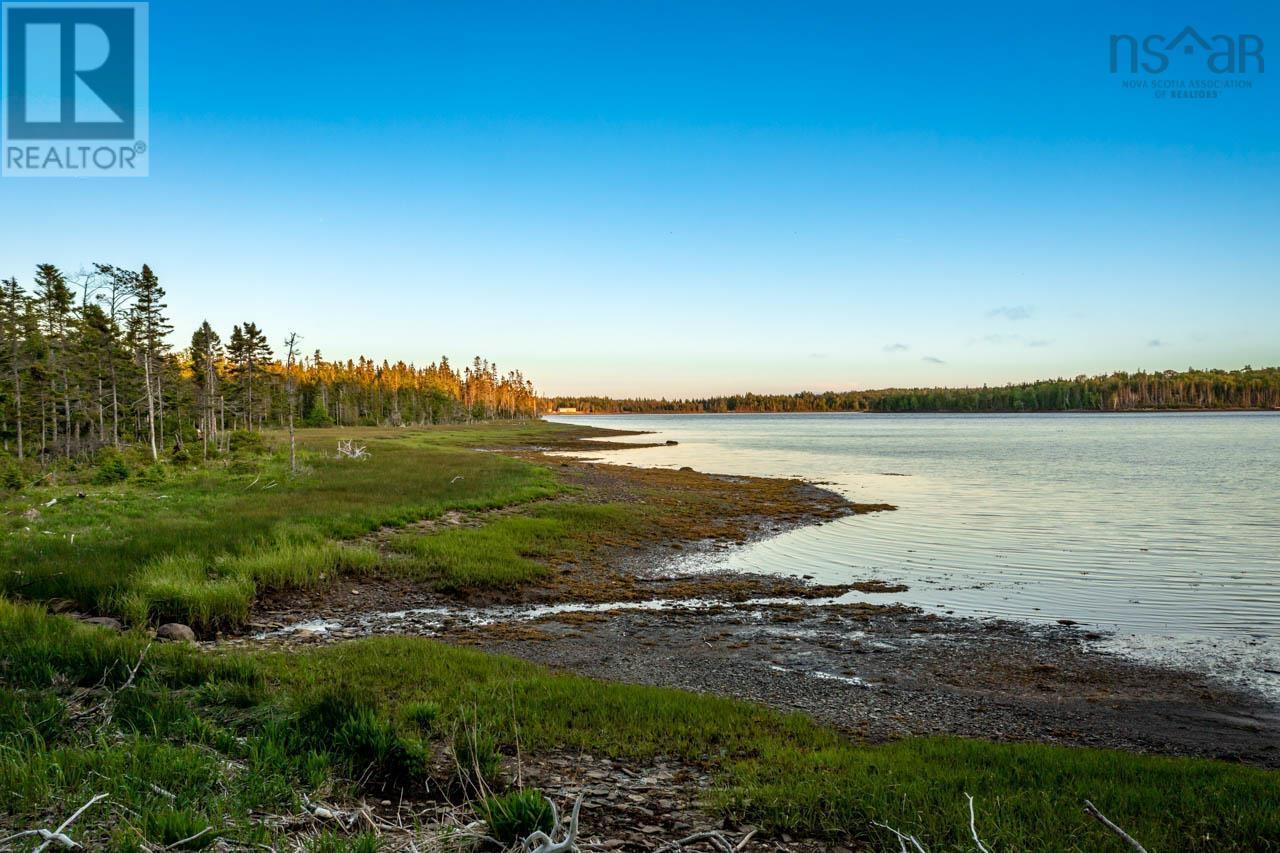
xmin=93 ymin=447 xmax=131 ymax=484
xmin=229 ymin=430 xmax=265 ymax=456
xmin=479 ymin=789 xmax=554 ymax=843
xmin=304 ymin=398 xmax=333 ymax=428
xmin=136 ymin=462 xmax=168 ymax=485
xmin=1 ymin=463 xmax=23 ymax=491
xmin=227 ymin=457 xmax=259 ymax=475
xmin=170 ymin=442 xmax=191 ymax=463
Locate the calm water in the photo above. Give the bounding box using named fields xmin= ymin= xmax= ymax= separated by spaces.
xmin=548 ymin=412 xmax=1280 ymax=699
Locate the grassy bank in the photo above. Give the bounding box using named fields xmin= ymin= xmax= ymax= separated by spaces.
xmin=1 ymin=422 xmax=1276 ymax=849
xmin=1 ymin=600 xmax=1276 ymax=850
xmin=0 ymin=426 xmax=568 ymax=632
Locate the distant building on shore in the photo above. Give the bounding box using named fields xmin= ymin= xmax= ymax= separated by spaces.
xmin=556 ymin=406 xmax=579 ymax=414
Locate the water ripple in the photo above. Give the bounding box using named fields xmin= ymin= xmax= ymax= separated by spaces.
xmin=551 ymin=412 xmax=1280 ymax=698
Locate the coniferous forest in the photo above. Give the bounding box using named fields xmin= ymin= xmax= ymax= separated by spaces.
xmin=4 ymin=263 xmax=1275 ymax=470
xmin=551 ymin=367 xmax=1280 ymax=414
xmin=0 ymin=263 xmax=539 ymax=464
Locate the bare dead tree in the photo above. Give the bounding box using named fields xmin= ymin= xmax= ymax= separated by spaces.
xmin=284 ymin=332 xmax=301 ymax=474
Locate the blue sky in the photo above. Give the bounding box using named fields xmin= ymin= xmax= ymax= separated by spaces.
xmin=1 ymin=1 xmax=1276 ymax=396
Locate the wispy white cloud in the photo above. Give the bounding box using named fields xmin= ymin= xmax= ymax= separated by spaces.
xmin=987 ymin=305 xmax=1033 ymax=321
xmin=922 ymin=355 xmax=946 ymax=364
xmin=978 ymin=333 xmax=1051 ymax=348
xmin=882 ymin=342 xmax=910 ymax=352
xmin=1148 ymin=339 xmax=1167 ymax=347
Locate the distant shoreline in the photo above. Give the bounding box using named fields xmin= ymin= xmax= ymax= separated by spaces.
xmin=545 ymin=408 xmax=1280 ymax=416
xmin=542 ymin=367 xmax=1280 ymax=415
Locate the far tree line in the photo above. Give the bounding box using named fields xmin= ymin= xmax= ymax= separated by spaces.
xmin=0 ymin=263 xmax=539 ymax=463
xmin=549 ymin=366 xmax=1280 ymax=414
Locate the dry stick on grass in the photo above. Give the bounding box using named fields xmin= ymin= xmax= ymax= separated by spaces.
xmin=870 ymin=822 xmax=928 ymax=853
xmin=0 ymin=792 xmax=110 ymax=851
xmin=654 ymin=830 xmax=736 ymax=853
xmin=146 ymin=782 xmax=177 ymax=802
xmin=508 ymin=685 xmax=524 ymax=790
xmin=966 ymin=793 xmax=992 ymax=853
xmin=99 ymin=643 xmax=152 ymax=730
xmin=163 ymin=825 xmax=214 ymax=849
xmin=66 ymin=644 xmax=150 ymax=731
xmin=1083 ymin=800 xmax=1149 ymax=853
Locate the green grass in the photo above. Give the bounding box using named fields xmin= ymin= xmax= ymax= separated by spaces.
xmin=478 ymin=789 xmax=556 ymax=843
xmin=116 ymin=552 xmax=258 ymax=631
xmin=388 ymin=503 xmax=638 ymax=589
xmin=0 ymin=597 xmax=375 ymax=848
xmin=1 ymin=423 xmax=1277 ymax=849
xmin=114 ymin=534 xmax=383 ymax=632
xmin=6 ymin=603 xmax=1273 ymax=849
xmin=261 ymin=635 xmax=1280 ymax=851
xmin=0 ymin=423 xmax=568 ymax=630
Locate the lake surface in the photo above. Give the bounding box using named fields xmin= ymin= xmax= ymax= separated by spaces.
xmin=548 ymin=412 xmax=1280 ymax=699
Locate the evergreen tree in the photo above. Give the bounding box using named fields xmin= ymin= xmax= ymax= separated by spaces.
xmin=227 ymin=322 xmax=272 ymax=430
xmin=0 ymin=278 xmax=30 ymax=458
xmin=129 ymin=264 xmax=172 ymax=460
xmin=190 ymin=320 xmax=223 ymax=458
xmin=33 ymin=264 xmax=75 ymax=455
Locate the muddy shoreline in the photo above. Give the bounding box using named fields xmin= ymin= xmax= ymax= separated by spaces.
xmin=238 ymin=441 xmax=1279 ymax=769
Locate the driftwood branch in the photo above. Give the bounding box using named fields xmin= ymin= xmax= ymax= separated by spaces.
xmin=522 ymin=793 xmax=583 ymax=853
xmin=336 ymin=440 xmax=369 ymax=459
xmin=1084 ymin=800 xmax=1148 ymax=853
xmin=966 ymin=793 xmax=991 ymax=853
xmin=0 ymin=792 xmax=111 ymax=851
xmin=870 ymin=822 xmax=927 ymax=853
xmin=655 ymin=830 xmax=736 ymax=853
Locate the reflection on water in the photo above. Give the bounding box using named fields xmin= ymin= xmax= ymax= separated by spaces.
xmin=549 ymin=412 xmax=1280 ymax=698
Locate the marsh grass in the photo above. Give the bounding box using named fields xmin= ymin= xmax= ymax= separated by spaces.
xmin=0 ymin=424 xmax=565 ymax=629
xmin=116 ymin=535 xmax=384 ymax=633
xmin=117 ymin=553 xmax=257 ymax=631
xmin=478 ymin=789 xmax=555 ymax=843
xmin=389 ymin=503 xmax=639 ymax=590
